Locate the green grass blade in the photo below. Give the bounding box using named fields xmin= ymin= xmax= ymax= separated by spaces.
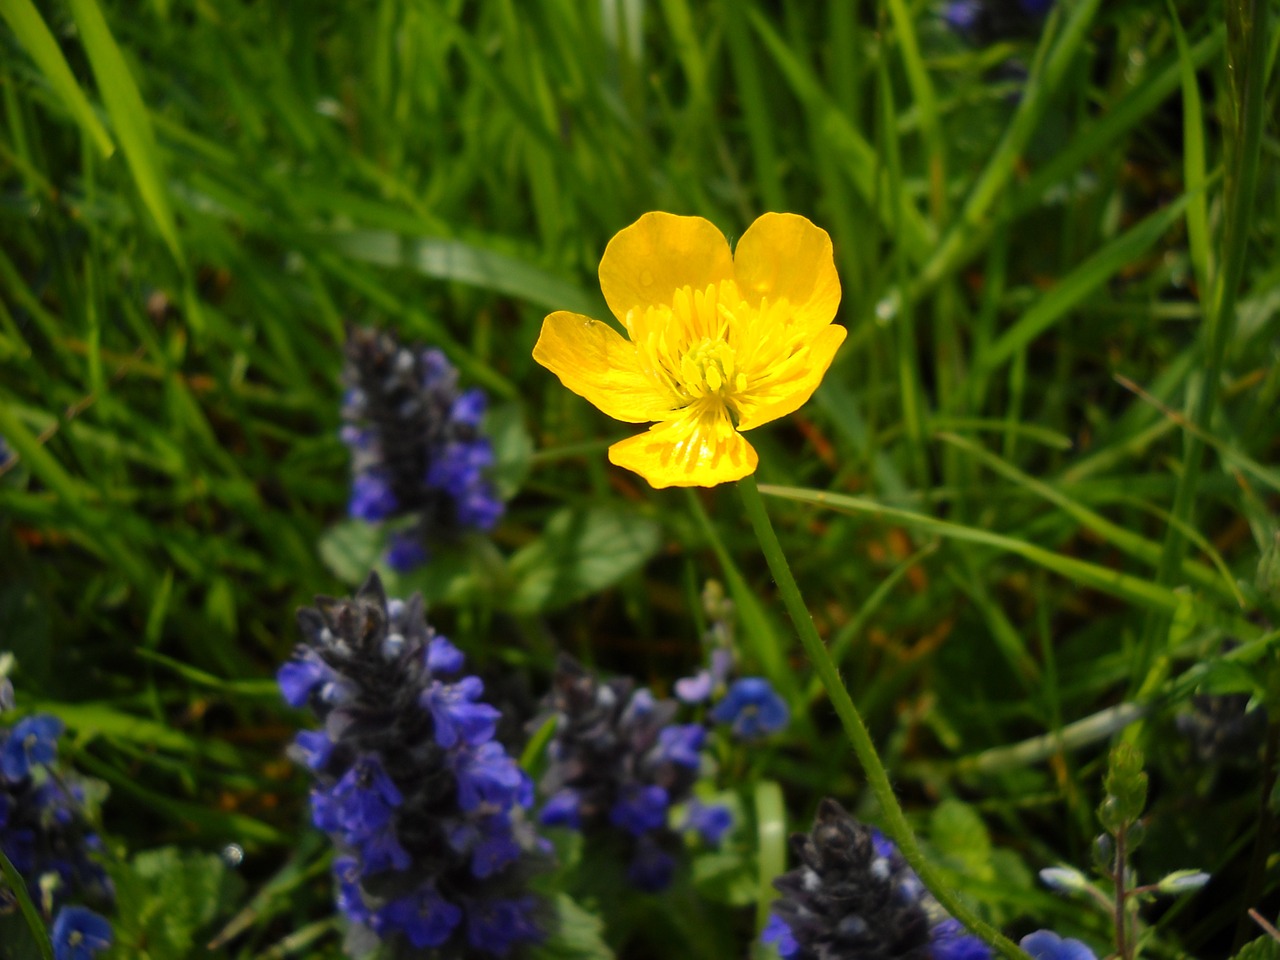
xmin=2 ymin=0 xmax=114 ymax=157
xmin=68 ymin=0 xmax=183 ymax=263
xmin=1169 ymin=1 xmax=1211 ymax=296
xmin=975 ymin=195 xmax=1190 ymax=375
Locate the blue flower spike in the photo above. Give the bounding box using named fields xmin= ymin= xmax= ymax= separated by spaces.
xmin=1 ymin=714 xmax=63 ymax=780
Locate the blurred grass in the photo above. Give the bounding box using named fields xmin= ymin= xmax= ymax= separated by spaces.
xmin=1 ymin=0 xmax=1277 ymax=955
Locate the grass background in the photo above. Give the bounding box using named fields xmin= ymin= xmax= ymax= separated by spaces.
xmin=0 ymin=0 xmax=1278 ymax=957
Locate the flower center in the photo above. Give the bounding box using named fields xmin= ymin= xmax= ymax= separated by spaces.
xmin=680 ymin=338 xmax=745 ymax=400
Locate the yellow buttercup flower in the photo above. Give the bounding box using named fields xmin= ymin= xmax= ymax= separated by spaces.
xmin=534 ymin=212 xmax=845 ymax=488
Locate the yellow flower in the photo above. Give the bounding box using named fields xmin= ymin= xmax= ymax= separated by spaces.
xmin=533 ymin=212 xmax=845 ymax=488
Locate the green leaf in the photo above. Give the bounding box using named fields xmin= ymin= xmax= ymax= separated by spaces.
xmin=318 ymin=519 xmax=383 ymax=586
xmin=329 ymin=230 xmax=600 ymax=315
xmin=929 ymin=799 xmax=995 ymax=885
xmin=109 ymin=847 xmax=233 ymax=960
xmin=1231 ymin=936 xmax=1280 ymax=960
xmin=508 ymin=506 xmax=661 ymax=613
xmin=527 ymin=894 xmax=616 ymax=960
xmin=68 ymin=0 xmax=183 ymax=263
xmin=691 ymin=850 xmax=758 ymax=907
xmin=0 ymin=0 xmax=114 ymax=157
xmin=488 ymin=401 xmax=534 ymax=500
xmin=1195 ymin=660 xmax=1265 ymax=698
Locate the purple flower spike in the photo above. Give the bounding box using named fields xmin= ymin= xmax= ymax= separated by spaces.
xmin=423 ymin=677 xmax=502 ymax=749
xmin=329 ymin=755 xmax=403 ymax=837
xmin=1 ymin=714 xmax=63 ymax=780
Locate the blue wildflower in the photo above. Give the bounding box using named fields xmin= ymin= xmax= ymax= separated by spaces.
xmin=1020 ymin=930 xmax=1098 ymax=960
xmin=422 ymin=676 xmax=502 ymax=749
xmin=51 ymin=907 xmax=112 ymax=960
xmin=627 ymin=835 xmax=677 ymax=892
xmin=466 ymin=896 xmax=542 ymax=957
xmin=386 ymin=531 xmax=430 ymax=572
xmin=762 ymin=913 xmax=800 ymax=959
xmin=342 ymin=328 xmax=505 ymax=572
xmin=2 ymin=714 xmax=63 ymax=780
xmin=683 ymin=799 xmax=734 ymax=845
xmin=538 ymin=788 xmax=582 ymax=829
xmin=710 ymin=678 xmax=789 ymax=739
xmin=426 ymin=636 xmax=466 ymax=676
xmin=654 ymin=724 xmax=706 ymax=768
xmin=378 ymin=886 xmax=463 ymax=949
xmin=276 ymin=653 xmax=336 ymax=708
xmin=610 ymin=784 xmax=669 ymax=835
xmin=932 ymin=919 xmax=993 ymax=960
xmin=943 ymin=0 xmax=1052 ymax=42
xmin=282 ymin=575 xmax=545 ymax=956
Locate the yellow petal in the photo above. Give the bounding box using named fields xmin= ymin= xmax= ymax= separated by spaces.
xmin=734 ymin=323 xmax=847 ymax=431
xmin=533 ymin=311 xmax=678 ymax=423
xmin=608 ymin=409 xmax=759 ymax=488
xmin=599 ymin=213 xmax=734 ymax=330
xmin=732 ymin=213 xmax=841 ymax=332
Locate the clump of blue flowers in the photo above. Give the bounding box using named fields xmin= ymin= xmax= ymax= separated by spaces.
xmin=0 ymin=655 xmax=113 ymax=960
xmin=535 ymin=657 xmax=730 ymax=892
xmin=676 ymin=582 xmax=789 ymax=740
xmin=763 ymin=800 xmax=1095 ymax=960
xmin=279 ymin=574 xmax=546 ymax=957
xmin=341 ymin=327 xmax=504 ymax=572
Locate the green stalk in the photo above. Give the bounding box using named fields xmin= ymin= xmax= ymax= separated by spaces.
xmin=1135 ymin=0 xmax=1269 ymax=687
xmin=0 ymin=847 xmax=53 ymax=960
xmin=737 ymin=476 xmax=1027 ymax=960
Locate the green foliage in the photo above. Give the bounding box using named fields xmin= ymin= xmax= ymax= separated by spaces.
xmin=1231 ymin=936 xmax=1280 ymax=960
xmin=107 ymin=847 xmax=236 ymax=960
xmin=0 ymin=0 xmax=1275 ymax=955
xmin=1099 ymin=743 xmax=1149 ymax=835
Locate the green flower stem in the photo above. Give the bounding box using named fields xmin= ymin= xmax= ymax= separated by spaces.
xmin=737 ymin=475 xmax=1027 ymax=960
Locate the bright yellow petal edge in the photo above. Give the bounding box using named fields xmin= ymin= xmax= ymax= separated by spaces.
xmin=533 ymin=212 xmax=843 ymax=489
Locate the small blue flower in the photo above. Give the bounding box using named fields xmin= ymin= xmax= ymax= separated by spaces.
xmin=454 ymin=742 xmax=533 ymax=813
xmin=762 ymin=913 xmax=799 ymax=959
xmin=423 ymin=676 xmax=502 ymax=749
xmin=465 ymin=896 xmax=541 ymax=956
xmin=1020 ymin=0 xmax=1053 ymax=14
xmin=683 ymin=800 xmax=733 ymax=845
xmin=1 ymin=714 xmax=63 ymax=780
xmin=943 ymin=0 xmax=983 ymax=32
xmin=655 ymin=724 xmax=706 ymax=768
xmin=378 ymin=885 xmax=463 ymax=949
xmin=627 ymin=835 xmax=676 ymax=892
xmin=333 ymin=855 xmax=371 ymax=924
xmin=277 ymin=654 xmax=334 ymax=708
xmin=451 ymin=389 xmax=488 ymax=428
xmin=359 ymin=825 xmax=412 ymax=874
xmin=51 ymin=907 xmax=112 ymax=960
xmin=539 ymin=788 xmax=582 ymax=829
xmin=426 ymin=637 xmax=465 ymax=675
xmin=710 ymin=678 xmax=789 ymax=739
xmin=349 ymin=470 xmax=399 ymax=522
xmin=290 ymin=730 xmax=332 ymax=770
xmin=1020 ymin=930 xmax=1098 ymax=960
xmin=609 ymin=783 xmax=669 ymax=835
xmin=386 ymin=532 xmax=429 ymax=572
xmin=674 ymin=669 xmax=713 ymax=704
xmin=448 ymin=815 xmax=524 ymax=879
xmin=932 ymin=919 xmax=993 ymax=960
xmin=328 ymin=755 xmax=402 ymax=837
